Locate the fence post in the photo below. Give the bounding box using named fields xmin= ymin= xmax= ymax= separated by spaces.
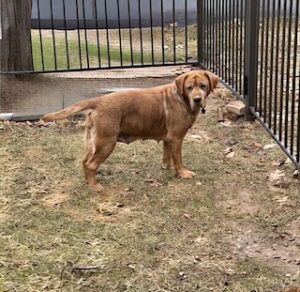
xmin=244 ymin=0 xmax=260 ymax=120
xmin=197 ymin=0 xmax=205 ymax=66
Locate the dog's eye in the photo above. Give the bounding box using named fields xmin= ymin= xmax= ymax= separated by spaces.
xmin=200 ymin=84 xmax=207 ymax=90
xmin=187 ymin=86 xmax=193 ymax=90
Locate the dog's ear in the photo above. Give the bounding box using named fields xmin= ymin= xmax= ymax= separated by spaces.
xmin=204 ymin=71 xmax=219 ymax=93
xmin=175 ymin=72 xmax=189 ymax=96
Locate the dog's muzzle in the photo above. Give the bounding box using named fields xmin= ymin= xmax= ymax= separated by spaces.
xmin=194 ymin=97 xmax=201 ymax=105
xmin=193 ymin=97 xmax=206 ymax=113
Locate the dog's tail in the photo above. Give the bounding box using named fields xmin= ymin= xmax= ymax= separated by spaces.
xmin=41 ymin=98 xmax=98 ymax=122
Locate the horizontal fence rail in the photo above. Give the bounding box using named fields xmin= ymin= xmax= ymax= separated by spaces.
xmin=28 ymin=0 xmax=198 ymax=73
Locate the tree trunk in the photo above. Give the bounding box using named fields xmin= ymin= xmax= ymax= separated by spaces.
xmin=0 ymin=0 xmax=33 ymax=72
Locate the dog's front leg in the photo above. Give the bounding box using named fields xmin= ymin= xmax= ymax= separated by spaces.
xmin=168 ymin=139 xmax=195 ymax=179
xmin=162 ymin=140 xmax=174 ymax=170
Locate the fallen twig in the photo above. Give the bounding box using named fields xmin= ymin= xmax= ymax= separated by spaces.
xmin=71 ymin=266 xmax=99 ymax=273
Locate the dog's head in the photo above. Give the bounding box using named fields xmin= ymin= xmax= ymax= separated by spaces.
xmin=175 ymin=70 xmax=219 ymax=112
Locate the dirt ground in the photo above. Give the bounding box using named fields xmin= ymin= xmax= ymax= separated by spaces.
xmin=0 ymin=77 xmax=300 ymax=291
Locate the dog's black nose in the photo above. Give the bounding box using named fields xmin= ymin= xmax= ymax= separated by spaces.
xmin=194 ymin=98 xmax=201 ymax=104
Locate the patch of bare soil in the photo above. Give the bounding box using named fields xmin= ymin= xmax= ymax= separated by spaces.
xmin=217 ymin=190 xmax=261 ymax=216
xmin=42 ymin=192 xmax=70 ymax=208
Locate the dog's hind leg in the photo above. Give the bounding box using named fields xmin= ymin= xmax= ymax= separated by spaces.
xmin=83 ymin=136 xmax=116 ymax=192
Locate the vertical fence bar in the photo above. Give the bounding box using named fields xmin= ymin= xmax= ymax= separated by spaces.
xmin=62 ymin=0 xmax=70 ymax=69
xmin=138 ymin=0 xmax=144 ymax=65
xmin=284 ymin=1 xmax=294 ymax=148
xmin=127 ymin=0 xmax=134 ymax=66
xmin=205 ymin=0 xmax=208 ymax=66
xmin=104 ymin=0 xmax=110 ymax=67
xmin=172 ymin=0 xmax=176 ymax=63
xmin=228 ymin=0 xmax=232 ymax=85
xmin=268 ymin=0 xmax=276 ymax=129
xmin=218 ymin=0 xmax=222 ymax=76
xmin=244 ymin=0 xmax=260 ymax=120
xmin=297 ymin=63 xmax=300 ymax=162
xmin=197 ymin=0 xmax=205 ymax=65
xmin=263 ymin=0 xmax=270 ymax=123
xmin=221 ymin=0 xmax=225 ymax=77
xmin=93 ymin=0 xmax=101 ymax=68
xmin=210 ymin=0 xmax=217 ymax=72
xmin=117 ymin=0 xmax=123 ymax=66
xmin=258 ymin=0 xmax=266 ymax=117
xmin=290 ymin=0 xmax=299 ymax=155
xmin=161 ymin=0 xmax=165 ymax=64
xmin=82 ymin=0 xmax=90 ymax=68
xmin=75 ymin=0 xmax=83 ymax=69
xmin=150 ymin=0 xmax=154 ymax=64
xmin=224 ymin=0 xmax=228 ymax=81
xmin=208 ymin=0 xmax=212 ymax=69
xmin=36 ymin=0 xmax=45 ymax=71
xmin=279 ymin=0 xmax=288 ymax=141
xmin=231 ymin=0 xmax=235 ymax=89
xmin=49 ymin=0 xmax=57 ymax=70
xmin=239 ymin=0 xmax=244 ymax=94
xmin=184 ymin=0 xmax=188 ymax=63
xmin=273 ymin=0 xmax=281 ymax=134
xmin=235 ymin=0 xmax=239 ymax=91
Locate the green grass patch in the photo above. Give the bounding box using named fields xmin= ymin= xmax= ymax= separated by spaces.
xmin=32 ymin=36 xmax=160 ymax=71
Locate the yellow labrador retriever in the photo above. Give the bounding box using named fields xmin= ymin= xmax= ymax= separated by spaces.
xmin=42 ymin=70 xmax=218 ymax=192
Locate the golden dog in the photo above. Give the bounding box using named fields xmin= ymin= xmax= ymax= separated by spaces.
xmin=42 ymin=70 xmax=218 ymax=192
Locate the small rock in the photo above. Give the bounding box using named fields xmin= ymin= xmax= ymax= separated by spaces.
xmin=226 ymin=151 xmax=235 ymax=158
xmin=223 ymin=147 xmax=233 ymax=155
xmin=268 ymin=170 xmax=287 ymax=187
xmin=254 ymin=143 xmax=263 ymax=149
xmin=263 ymin=143 xmax=276 ymax=150
xmin=128 ymin=264 xmax=136 ymax=270
xmin=272 ymin=159 xmax=286 ymax=167
xmin=183 ymin=213 xmax=192 ymax=220
xmin=225 ymin=100 xmax=245 ymax=116
xmin=99 ymin=209 xmax=114 ymax=216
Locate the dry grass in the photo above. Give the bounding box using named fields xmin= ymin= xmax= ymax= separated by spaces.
xmin=0 ymin=87 xmax=299 ymax=292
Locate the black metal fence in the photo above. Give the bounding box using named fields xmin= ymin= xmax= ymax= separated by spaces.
xmin=200 ymin=0 xmax=300 ymax=169
xmin=199 ymin=0 xmax=245 ymax=97
xmin=30 ymin=0 xmax=198 ymax=72
xmin=255 ymin=0 xmax=300 ymax=168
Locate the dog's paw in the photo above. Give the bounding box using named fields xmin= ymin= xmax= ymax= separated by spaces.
xmin=90 ymin=183 xmax=104 ymax=193
xmin=177 ymin=169 xmax=195 ymax=179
